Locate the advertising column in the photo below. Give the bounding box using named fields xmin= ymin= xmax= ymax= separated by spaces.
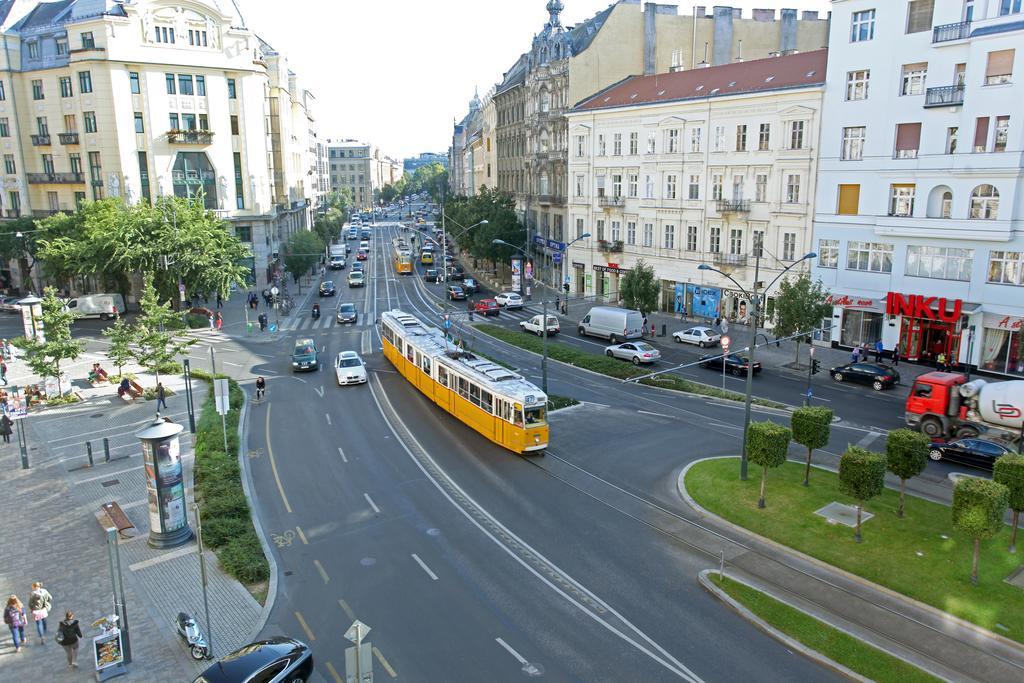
xmin=511 ymin=257 xmax=522 ymax=295
xmin=135 ymin=417 xmax=193 ymax=548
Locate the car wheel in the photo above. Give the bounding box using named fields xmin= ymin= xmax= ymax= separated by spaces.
xmin=606 ymin=350 xmax=614 ymax=357
xmin=674 ymin=335 xmax=682 ymax=343
xmin=955 ymin=425 xmax=979 ymax=439
xmin=699 ymin=362 xmax=709 ymax=369
xmin=699 ymin=341 xmax=706 ymax=348
xmin=611 ymin=335 xmax=621 ymax=344
xmin=832 ymin=372 xmax=844 ymax=382
xmin=872 ymin=380 xmax=884 ymax=391
xmin=632 ymin=356 xmax=641 ymax=365
xmin=920 ymin=417 xmax=944 ymax=438
xmin=578 ymin=327 xmax=586 ymax=336
xmin=928 ymin=448 xmax=943 ymax=462
xmin=732 ymin=367 xmax=743 ymax=377
xmin=537 ymin=330 xmax=544 ymax=337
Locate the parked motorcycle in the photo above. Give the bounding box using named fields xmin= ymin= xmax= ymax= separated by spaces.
xmin=174 ymin=612 xmax=211 ymax=660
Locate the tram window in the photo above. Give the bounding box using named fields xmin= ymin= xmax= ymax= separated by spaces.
xmin=406 ymin=344 xmax=415 ymax=363
xmin=383 ymin=325 xmax=393 ymax=344
xmin=422 ymin=356 xmax=431 ymax=375
xmin=525 ymin=405 xmax=546 ymax=426
xmin=469 ymin=383 xmax=481 ymax=408
xmin=438 ymin=366 xmax=448 ymax=387
xmin=481 ymin=389 xmax=493 ymax=414
xmin=457 ymin=376 xmax=469 ymax=399
xmin=514 ymin=409 xmax=524 ymax=428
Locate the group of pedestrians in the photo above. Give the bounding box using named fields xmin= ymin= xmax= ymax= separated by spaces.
xmin=3 ymin=582 xmax=82 ymax=667
xmin=851 ymin=340 xmax=901 ymax=366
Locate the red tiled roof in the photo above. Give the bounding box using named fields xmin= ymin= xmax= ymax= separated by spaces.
xmin=574 ymin=49 xmax=828 ymax=112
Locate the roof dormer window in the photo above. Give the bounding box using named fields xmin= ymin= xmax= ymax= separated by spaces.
xmin=27 ymin=41 xmax=39 ymax=59
xmin=155 ymin=25 xmax=175 ymax=44
xmin=81 ymin=32 xmax=95 ymax=49
xmin=188 ymin=29 xmax=208 ymax=47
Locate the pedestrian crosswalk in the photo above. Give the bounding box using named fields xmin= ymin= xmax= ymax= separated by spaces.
xmin=275 ymin=314 xmax=372 ymax=332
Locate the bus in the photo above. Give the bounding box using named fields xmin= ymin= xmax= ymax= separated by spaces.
xmin=380 ymin=310 xmax=549 ymax=454
xmin=392 ymin=239 xmax=413 ymax=275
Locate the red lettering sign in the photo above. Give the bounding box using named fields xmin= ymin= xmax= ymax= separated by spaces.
xmin=996 ymin=316 xmax=1023 ymax=331
xmin=886 ymin=292 xmax=963 ymax=322
xmin=826 ymin=294 xmax=877 ymax=309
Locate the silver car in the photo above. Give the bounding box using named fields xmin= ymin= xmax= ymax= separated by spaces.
xmin=605 ymin=341 xmax=661 ymax=365
xmin=672 ymin=326 xmax=721 ymax=347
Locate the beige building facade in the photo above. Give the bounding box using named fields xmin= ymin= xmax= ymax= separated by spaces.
xmin=326 ymin=139 xmax=402 ymax=210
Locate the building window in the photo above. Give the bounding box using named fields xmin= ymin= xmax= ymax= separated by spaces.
xmin=894 ymin=122 xmax=922 ymax=159
xmin=665 ymin=174 xmax=676 ymax=199
xmin=3 ymin=154 xmax=15 ymax=174
xmin=138 ymin=151 xmax=151 ymax=204
xmin=575 ymin=218 xmax=585 ymax=239
xmin=985 ymin=49 xmax=1015 ymax=85
xmin=8 ymin=191 xmax=20 ymax=216
xmin=234 ymin=152 xmax=245 ymax=209
xmin=841 ymin=126 xmax=865 ymax=160
xmin=782 ymin=233 xmax=797 ymax=261
xmin=946 ymin=126 xmax=958 ymax=154
xmin=735 ymin=125 xmax=747 ymax=152
xmin=688 ymin=175 xmax=700 ymax=200
xmin=32 ymin=79 xmax=43 ymax=100
xmin=84 ymin=111 xmax=97 ymax=133
xmin=755 ymin=174 xmax=767 ymax=202
xmin=27 ymin=41 xmax=40 ymax=59
xmin=889 ymin=184 xmax=916 ymax=216
xmin=37 ymin=117 xmax=48 ymax=136
xmin=626 ymin=173 xmax=636 ymax=198
xmin=169 ymin=113 xmax=179 ymax=129
xmin=647 ymin=131 xmax=656 ymax=154
xmin=129 ymin=71 xmax=140 ymax=94
xmin=626 ymin=221 xmax=636 ymax=245
xmin=575 ymin=135 xmax=584 ymax=157
xmin=753 ymin=230 xmax=765 ymax=257
xmin=711 ymin=173 xmax=723 ymax=201
xmin=818 ymin=239 xmax=839 ymax=268
xmin=757 ymin=123 xmax=770 ymax=150
xmin=613 ymin=133 xmax=622 ymax=155
xmin=667 ymin=129 xmax=679 ymax=153
xmin=686 ymin=225 xmax=698 ymax=251
xmin=188 ymin=29 xmax=209 ymax=47
xmin=851 ymin=9 xmax=876 ymax=42
xmin=178 ymin=75 xmax=194 ymax=95
xmin=847 ymin=241 xmax=893 ymax=272
xmin=88 ymin=151 xmax=103 ymax=200
xmin=689 ymin=127 xmax=701 ymax=152
xmin=846 ymin=70 xmax=870 ymax=100
xmin=69 ymin=153 xmax=81 ymax=174
xmin=0 ymin=81 xmax=6 ymax=101
xmin=644 ymin=174 xmax=654 ymax=199
xmin=788 ymin=121 xmax=805 ymax=149
xmin=999 ymin=0 xmax=1023 ymax=16
xmin=906 ymin=245 xmax=973 ymax=281
xmin=994 ymin=116 xmax=1009 ymax=152
xmin=629 ymin=132 xmax=638 ymax=155
xmin=78 ymin=71 xmax=93 ymax=94
xmin=988 ymin=251 xmax=1024 ymax=285
xmin=901 ymin=63 xmax=927 ymax=96
xmin=59 ymin=77 xmax=72 ymax=98
xmin=906 ymin=0 xmax=935 ymax=34
xmin=165 ymin=73 xmax=176 ymax=94
xmin=0 ymin=118 xmax=7 ymax=137
xmin=81 ymin=31 xmax=95 ymax=49
xmin=664 ymin=224 xmax=675 ymax=249
xmin=57 ymin=38 xmax=69 ymax=55
xmin=134 ymin=112 xmax=144 ymax=133
xmin=642 ymin=223 xmax=653 ymax=247
xmin=196 ymin=75 xmax=206 ymax=96
xmin=970 ymin=184 xmax=999 ymax=219
xmin=709 ymin=226 xmax=721 ymax=253
xmin=785 ymin=175 xmax=801 ymax=203
xmin=712 ymin=125 xmax=725 ymax=152
xmin=732 ymin=175 xmax=744 ymax=200
xmin=155 ymin=26 xmax=175 ymax=44
xmin=227 ymin=78 xmax=237 ymax=99
xmin=230 ymin=115 xmax=239 ymax=135
xmin=837 ymin=184 xmax=860 ymax=215
xmin=974 ymin=116 xmax=990 ymax=152
xmin=729 ymin=229 xmax=743 ymax=255
xmin=609 ymin=174 xmax=621 ymax=198
xmin=611 ymin=221 xmax=621 ymax=242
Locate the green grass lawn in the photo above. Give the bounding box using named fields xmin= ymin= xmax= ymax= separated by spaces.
xmin=474 ymin=324 xmax=786 ymax=408
xmin=712 ymin=574 xmax=941 ymax=683
xmin=547 ymin=394 xmax=580 ymax=411
xmin=687 ymin=458 xmax=1024 ymax=643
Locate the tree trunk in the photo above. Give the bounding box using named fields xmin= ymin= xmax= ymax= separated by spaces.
xmin=55 ymin=360 xmax=62 ymax=397
xmin=855 ymin=503 xmax=863 ymax=542
xmin=898 ymin=478 xmax=907 ymax=518
xmin=971 ymin=537 xmax=980 ymax=585
xmin=758 ymin=466 xmax=767 ymax=508
xmin=1011 ymin=510 xmax=1020 ymax=553
xmin=803 ymin=446 xmax=812 ymax=486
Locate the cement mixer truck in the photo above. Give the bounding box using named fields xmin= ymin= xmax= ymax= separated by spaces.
xmin=905 ymin=371 xmax=1024 ymax=445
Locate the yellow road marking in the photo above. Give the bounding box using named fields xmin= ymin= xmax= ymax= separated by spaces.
xmin=325 ymin=661 xmax=343 ymax=683
xmin=374 ymin=646 xmax=398 ymax=678
xmin=338 ymin=598 xmax=355 ymax=620
xmin=294 ymin=611 xmax=315 ymax=641
xmin=296 ymin=526 xmax=308 ymax=544
xmin=314 ymin=559 xmax=330 ymax=584
xmin=265 ymin=404 xmax=293 ymax=513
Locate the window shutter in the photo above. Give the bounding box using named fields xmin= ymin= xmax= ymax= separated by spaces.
xmin=837 ymin=184 xmax=860 ymax=215
xmin=974 ymin=117 xmax=990 ymax=150
xmin=906 ymin=0 xmax=935 ymax=34
xmin=985 ymin=49 xmax=1015 ymax=78
xmin=895 ymin=123 xmax=922 ymax=150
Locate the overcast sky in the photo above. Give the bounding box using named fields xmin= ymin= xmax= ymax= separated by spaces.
xmin=239 ymin=0 xmax=830 ymax=161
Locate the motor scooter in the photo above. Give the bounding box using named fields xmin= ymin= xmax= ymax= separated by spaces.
xmin=312 ymin=303 xmax=321 ymax=320
xmin=174 ymin=612 xmax=212 ymax=660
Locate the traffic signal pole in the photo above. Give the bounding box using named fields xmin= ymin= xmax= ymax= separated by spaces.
xmin=805 ymin=346 xmax=818 ymax=406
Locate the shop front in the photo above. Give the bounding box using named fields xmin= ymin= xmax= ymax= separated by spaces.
xmin=593 ymin=263 xmax=628 ymax=302
xmin=980 ymin=313 xmax=1024 ymax=377
xmin=827 ymin=293 xmax=886 ymax=350
xmin=886 ymin=292 xmax=978 ymax=365
xmin=532 ymin=235 xmax=566 ymax=289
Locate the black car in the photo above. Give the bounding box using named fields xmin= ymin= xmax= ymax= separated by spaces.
xmin=424 ymin=268 xmax=440 ymax=283
xmin=447 ymin=265 xmax=465 ymax=280
xmin=335 ymin=302 xmax=358 ymax=324
xmin=318 ymin=281 xmax=336 ymax=297
xmin=447 ymin=284 xmax=466 ymax=300
xmin=193 ymin=637 xmax=313 ymax=683
xmin=830 ymin=362 xmax=900 ymax=391
xmin=699 ymin=353 xmax=762 ymax=376
xmin=928 ymin=438 xmax=1013 ymax=472
xmin=461 ymin=277 xmax=479 ymax=294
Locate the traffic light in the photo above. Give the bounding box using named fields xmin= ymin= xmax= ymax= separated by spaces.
xmin=811 ymin=359 xmax=821 ymax=375
xmin=563 ymin=283 xmax=570 ymax=292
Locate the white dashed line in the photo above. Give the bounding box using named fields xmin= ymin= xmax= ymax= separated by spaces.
xmin=363 ymin=493 xmax=380 ymax=514
xmin=411 ymin=553 xmax=439 ymax=581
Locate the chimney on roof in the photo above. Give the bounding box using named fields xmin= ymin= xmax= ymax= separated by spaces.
xmin=802 ymin=11 xmax=819 ymax=21
xmin=698 ymin=42 xmax=710 ymax=68
xmin=712 ymin=7 xmax=734 ymax=66
xmin=694 ymin=6 xmax=706 ymax=18
xmin=779 ymin=8 xmax=797 ymax=55
xmin=752 ymin=9 xmax=775 ymax=22
xmin=735 ymin=40 xmax=743 ymax=62
xmin=643 ymin=2 xmax=656 ymax=75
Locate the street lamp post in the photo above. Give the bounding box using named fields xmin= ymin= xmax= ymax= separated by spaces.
xmin=698 ymin=250 xmax=817 ymax=480
xmin=559 ymin=233 xmax=591 ymax=314
xmin=494 ymin=239 xmax=556 ymax=393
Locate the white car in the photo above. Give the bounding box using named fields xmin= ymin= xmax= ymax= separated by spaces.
xmin=520 ymin=314 xmax=560 ymax=336
xmin=335 ymin=351 xmax=367 ymax=385
xmin=359 ymin=240 xmax=370 ymax=251
xmin=494 ymin=292 xmax=524 ymax=309
xmin=672 ymin=326 xmax=721 ymax=348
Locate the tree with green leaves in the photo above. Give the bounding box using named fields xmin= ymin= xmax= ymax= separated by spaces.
xmin=952 ymin=477 xmax=1009 ymax=584
xmin=791 ymin=406 xmax=833 ymax=487
xmin=0 ymin=216 xmax=47 ymax=292
xmin=746 ymin=421 xmax=791 ymax=508
xmin=620 ymin=260 xmax=660 ymax=315
xmin=325 ymin=189 xmax=354 ymax=212
xmin=886 ymin=429 xmax=930 ymax=518
xmin=771 ymin=274 xmax=832 ymax=363
xmin=101 ymin=315 xmax=136 ymax=379
xmin=131 ymin=275 xmax=196 ymax=388
xmin=20 ymin=287 xmax=84 ymax=397
xmin=993 ymin=454 xmax=1024 ymax=552
xmin=284 ymin=231 xmax=325 ymax=289
xmin=838 ymin=446 xmax=886 ymax=542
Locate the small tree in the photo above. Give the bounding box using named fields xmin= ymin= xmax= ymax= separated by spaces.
xmin=284 ymin=231 xmax=324 ymax=291
xmin=132 ymin=275 xmax=196 ymax=388
xmin=771 ymin=274 xmax=832 ymax=364
xmin=20 ymin=287 xmax=84 ymax=397
xmin=791 ymin=406 xmax=833 ymax=487
xmin=746 ymin=421 xmax=791 ymax=508
xmin=952 ymin=477 xmax=1009 ymax=585
xmin=993 ymin=454 xmax=1024 ymax=553
xmin=101 ymin=315 xmax=136 ymax=378
xmin=619 ymin=259 xmax=660 ymax=316
xmin=838 ymin=446 xmax=886 ymax=542
xmin=886 ymin=429 xmax=930 ymax=518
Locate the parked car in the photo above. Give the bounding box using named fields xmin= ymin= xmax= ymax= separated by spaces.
xmin=474 ymin=298 xmax=500 ymax=316
xmin=291 ymin=338 xmax=320 ymax=372
xmin=578 ymin=306 xmax=644 ymax=343
xmin=673 ymin=326 xmax=721 ymax=348
xmin=605 ymin=341 xmax=661 ymax=365
xmin=347 ymin=271 xmax=365 ymax=288
xmin=830 ymin=362 xmax=900 ymax=391
xmin=335 ymin=302 xmax=358 ymax=324
xmin=494 ymin=292 xmax=523 ymax=309
xmin=928 ymin=438 xmax=1014 ymax=471
xmin=192 ymin=637 xmax=313 ymax=683
xmin=699 ymin=353 xmax=762 ymax=376
xmin=447 ymin=284 xmax=467 ymax=300
xmin=424 ymin=268 xmax=440 ymax=283
xmin=520 ymin=314 xmax=560 ymax=336
xmin=334 ymin=351 xmax=368 ymax=386
xmin=318 ymin=280 xmax=336 ymax=297
xmin=0 ymin=295 xmax=22 ymax=313
xmin=461 ymin=277 xmax=480 ymax=294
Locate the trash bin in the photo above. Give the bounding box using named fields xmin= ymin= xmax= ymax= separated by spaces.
xmin=661 ymin=324 xmax=666 ymax=337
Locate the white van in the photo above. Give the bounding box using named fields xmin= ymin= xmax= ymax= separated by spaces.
xmin=577 ymin=306 xmax=644 ymax=343
xmin=67 ymin=293 xmax=126 ymax=320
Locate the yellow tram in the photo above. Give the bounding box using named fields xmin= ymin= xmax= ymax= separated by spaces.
xmin=392 ymin=240 xmax=413 ymax=274
xmin=380 ymin=310 xmax=549 ymax=454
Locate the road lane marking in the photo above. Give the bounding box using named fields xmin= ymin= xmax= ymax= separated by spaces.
xmin=373 ymin=647 xmax=398 ymax=678
xmin=295 ymin=526 xmax=308 ymax=544
xmin=637 ymin=410 xmax=673 ymax=419
xmin=337 ymin=446 xmax=348 ymax=463
xmin=325 ymin=661 xmax=343 ymax=683
xmin=325 ymin=413 xmax=332 ymax=425
xmin=294 ymin=611 xmax=316 ymax=641
xmin=315 ymin=385 xmax=324 ymax=398
xmin=361 ymin=329 xmax=371 ymax=355
xmin=411 ymin=553 xmax=438 ymax=580
xmin=364 ymin=493 xmax=380 ymax=514
xmin=338 ymin=598 xmax=356 ymax=620
xmin=495 ymin=638 xmax=538 ymax=674
xmin=314 ymin=559 xmax=330 ymax=584
xmin=856 ymin=431 xmax=883 ymax=448
xmin=264 ymin=404 xmax=293 ymax=513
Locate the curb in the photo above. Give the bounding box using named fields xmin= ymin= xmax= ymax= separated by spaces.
xmin=697 ymin=569 xmax=871 ymax=683
xmin=678 ymin=456 xmax=1024 ymax=656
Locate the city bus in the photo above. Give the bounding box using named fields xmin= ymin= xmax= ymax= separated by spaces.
xmin=380 ymin=310 xmax=549 ymax=454
xmin=392 ymin=240 xmax=413 ymax=275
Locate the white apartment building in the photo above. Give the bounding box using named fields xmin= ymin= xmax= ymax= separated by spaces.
xmin=565 ymin=50 xmax=825 ymax=319
xmin=812 ymin=0 xmax=1024 ymax=377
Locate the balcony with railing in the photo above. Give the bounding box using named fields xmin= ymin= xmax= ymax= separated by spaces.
xmin=932 ymin=21 xmax=971 ymax=43
xmin=167 ymin=129 xmax=214 ymax=145
xmin=598 ymin=195 xmax=624 ymax=208
xmin=924 ymin=84 xmax=965 ymax=108
xmin=712 ymin=253 xmax=749 ymax=267
xmin=58 ymin=132 xmax=79 ymax=145
xmin=597 ymin=239 xmax=624 ymax=253
xmin=716 ymin=199 xmax=751 ymax=213
xmin=27 ymin=172 xmax=84 ymax=184
xmin=30 ymin=134 xmax=51 ymax=146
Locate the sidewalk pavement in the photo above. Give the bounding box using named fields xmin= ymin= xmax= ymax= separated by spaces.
xmin=0 ymin=372 xmax=262 ymax=680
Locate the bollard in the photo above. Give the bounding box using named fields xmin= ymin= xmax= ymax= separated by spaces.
xmin=86 ymin=441 xmax=94 ymax=467
xmin=103 ymin=437 xmax=111 ymax=462
xmin=661 ymin=323 xmax=667 ymax=337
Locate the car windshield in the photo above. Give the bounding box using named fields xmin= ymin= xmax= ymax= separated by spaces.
xmin=339 ymin=358 xmax=361 ymax=368
xmin=339 ymin=304 xmax=355 ymax=313
xmin=322 ymin=281 xmax=333 ymax=287
xmin=525 ymin=406 xmax=546 ymax=426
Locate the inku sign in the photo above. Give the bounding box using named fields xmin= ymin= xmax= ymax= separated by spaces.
xmin=885 ymin=291 xmax=963 ymax=323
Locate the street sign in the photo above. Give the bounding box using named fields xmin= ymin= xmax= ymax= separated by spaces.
xmin=721 ymin=335 xmax=731 ymax=349
xmin=345 ymin=620 xmax=371 ymax=644
xmin=552 ymin=252 xmax=562 ymax=265
xmin=214 ymin=379 xmax=230 ymax=415
xmin=564 ymin=274 xmax=571 ymax=285
xmin=268 ymin=322 xmax=278 ymax=333
xmin=345 ymin=643 xmax=373 ymax=683
xmin=270 ymin=286 xmax=279 ymax=297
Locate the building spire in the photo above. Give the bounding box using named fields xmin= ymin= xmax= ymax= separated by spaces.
xmin=546 ymin=0 xmax=564 ymax=29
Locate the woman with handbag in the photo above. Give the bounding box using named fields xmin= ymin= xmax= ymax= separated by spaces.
xmin=56 ymin=610 xmax=82 ymax=667
xmin=3 ymin=595 xmax=26 ymax=652
xmin=28 ymin=581 xmax=52 ymax=644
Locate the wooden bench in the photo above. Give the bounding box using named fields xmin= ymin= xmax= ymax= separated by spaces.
xmin=100 ymin=501 xmax=135 ymax=539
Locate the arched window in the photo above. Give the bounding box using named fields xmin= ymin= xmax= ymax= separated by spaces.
xmin=970 ymin=184 xmax=999 ymax=219
xmin=941 ymin=191 xmax=952 ymax=218
xmin=926 ymin=185 xmax=953 ymax=218
xmin=540 ymin=90 xmax=551 ymax=113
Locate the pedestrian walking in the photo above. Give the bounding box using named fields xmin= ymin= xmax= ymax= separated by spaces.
xmin=208 ymin=312 xmax=214 ymax=330
xmin=1 ymin=338 xmax=9 ymax=360
xmin=215 ymin=292 xmax=222 ymax=309
xmin=56 ymin=611 xmax=82 ymax=668
xmin=156 ymin=382 xmax=168 ymax=411
xmin=4 ymin=595 xmax=27 ymax=652
xmin=851 ymin=346 xmax=861 ymax=363
xmin=1 ymin=359 xmax=7 ymax=385
xmin=0 ymin=414 xmax=12 ymax=444
xmin=875 ymin=339 xmax=884 ymax=363
xmin=27 ymin=582 xmax=52 ymax=644
xmin=892 ymin=347 xmax=901 ymax=367
xmin=937 ymin=352 xmax=947 ymax=371
xmin=642 ymin=316 xmax=648 ymax=336
xmin=215 ymin=312 xmax=223 ymax=331
xmin=258 ymin=313 xmax=267 ymax=332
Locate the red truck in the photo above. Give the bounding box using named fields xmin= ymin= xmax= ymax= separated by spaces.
xmin=905 ymin=371 xmax=1024 ymax=444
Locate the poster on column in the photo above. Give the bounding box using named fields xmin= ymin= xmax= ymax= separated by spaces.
xmin=673 ymin=284 xmax=686 ymax=315
xmin=686 ymin=284 xmax=721 ymax=320
xmin=511 ymin=258 xmax=522 ymax=294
